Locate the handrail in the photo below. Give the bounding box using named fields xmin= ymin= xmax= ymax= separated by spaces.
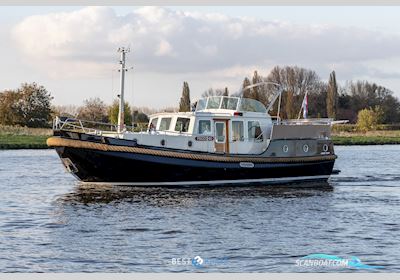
xmin=53 ymin=116 xmax=136 ymax=134
xmin=54 ymin=116 xmax=270 ymax=143
xmin=279 ymin=118 xmax=334 ymax=125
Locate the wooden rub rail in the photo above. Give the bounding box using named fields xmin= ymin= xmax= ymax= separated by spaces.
xmin=47 ymin=137 xmax=337 ymax=164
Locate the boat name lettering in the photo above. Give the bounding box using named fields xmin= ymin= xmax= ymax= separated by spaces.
xmin=195 ymin=136 xmax=214 ymax=141
xmin=239 ymin=162 xmax=255 ymax=168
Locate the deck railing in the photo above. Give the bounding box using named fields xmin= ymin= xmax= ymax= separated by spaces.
xmin=53 ymin=116 xmax=137 ymax=134
xmin=277 ymin=118 xmax=334 ymax=125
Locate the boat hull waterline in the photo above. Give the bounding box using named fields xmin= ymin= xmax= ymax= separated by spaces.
xmin=48 ymin=136 xmax=336 ymax=186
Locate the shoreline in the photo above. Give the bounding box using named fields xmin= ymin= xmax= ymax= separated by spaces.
xmin=1 ymin=134 xmax=400 ymax=150
xmin=332 ymin=136 xmax=400 ymax=146
xmin=0 ymin=135 xmax=50 ymax=150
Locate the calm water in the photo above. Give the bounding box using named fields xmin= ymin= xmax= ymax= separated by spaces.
xmin=0 ymin=146 xmax=399 ymax=272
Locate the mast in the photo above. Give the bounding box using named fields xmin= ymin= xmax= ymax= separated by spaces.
xmin=117 ymin=47 xmax=130 ymax=133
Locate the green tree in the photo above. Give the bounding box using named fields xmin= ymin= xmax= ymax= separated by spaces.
xmin=223 ymin=87 xmax=229 ymax=96
xmin=379 ymin=94 xmax=400 ymax=123
xmin=285 ymin=90 xmax=295 ymax=119
xmin=266 ymin=66 xmax=321 ymax=119
xmin=356 ymin=107 xmax=383 ymax=132
xmin=77 ymin=97 xmax=108 ymax=122
xmin=242 ymin=77 xmax=251 ymax=98
xmin=108 ymin=99 xmax=132 ymax=125
xmin=179 ymin=81 xmax=191 ymax=112
xmin=308 ymin=82 xmax=327 ymax=118
xmin=339 ymin=80 xmax=400 ymax=123
xmin=0 ymin=83 xmax=53 ymax=127
xmin=0 ymin=90 xmax=20 ymax=125
xmin=202 ymin=87 xmax=229 ymax=98
xmin=201 ymin=88 xmax=215 ymax=98
xmin=327 ymin=71 xmax=338 ymax=119
xmin=52 ymin=105 xmax=79 ymax=119
xmin=251 ymin=70 xmax=264 ymax=103
xmin=133 ymin=111 xmax=149 ymax=123
xmin=16 ymin=83 xmax=53 ymax=127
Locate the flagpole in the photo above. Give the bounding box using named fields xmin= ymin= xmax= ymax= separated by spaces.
xmin=297 ymin=91 xmax=308 ymax=119
xmin=303 ymin=90 xmax=308 ymax=119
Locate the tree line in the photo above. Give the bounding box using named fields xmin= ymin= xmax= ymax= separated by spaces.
xmin=2 ymin=66 xmax=400 ymax=129
xmin=178 ymin=65 xmax=400 ymax=125
xmin=0 ymin=83 xmax=53 ymax=128
xmin=0 ymin=83 xmax=150 ymax=128
xmin=55 ymin=98 xmax=151 ymax=126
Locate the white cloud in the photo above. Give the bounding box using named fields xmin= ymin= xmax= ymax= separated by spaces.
xmin=155 ymin=39 xmax=174 ymax=56
xmin=11 ymin=6 xmax=400 ymax=82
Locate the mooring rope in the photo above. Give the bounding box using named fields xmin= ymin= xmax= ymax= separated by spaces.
xmin=47 ymin=137 xmax=337 ymax=164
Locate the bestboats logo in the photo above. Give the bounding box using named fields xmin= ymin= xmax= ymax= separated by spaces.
xmin=170 ymin=255 xmax=228 ymax=268
xmin=192 ymin=256 xmax=204 ymax=267
xmin=191 ymin=255 xmax=228 ymax=268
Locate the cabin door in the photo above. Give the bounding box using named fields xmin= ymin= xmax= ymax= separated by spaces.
xmin=213 ymin=119 xmax=229 ymax=154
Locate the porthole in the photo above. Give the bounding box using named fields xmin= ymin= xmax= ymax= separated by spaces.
xmin=161 ymin=139 xmax=165 ymax=146
xmin=188 ymin=140 xmax=193 ymax=147
xmin=282 ymin=145 xmax=289 ymax=153
xmin=303 ymin=144 xmax=309 ymax=153
xmin=323 ymin=144 xmax=329 ymax=152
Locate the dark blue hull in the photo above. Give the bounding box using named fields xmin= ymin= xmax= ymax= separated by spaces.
xmin=48 ymin=130 xmax=336 ymax=186
xmin=54 ymin=145 xmax=335 ymax=186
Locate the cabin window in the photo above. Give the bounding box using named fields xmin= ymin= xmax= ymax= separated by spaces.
xmin=149 ymin=118 xmax=158 ymax=130
xmin=206 ymin=97 xmax=222 ymax=109
xmin=198 ymin=120 xmax=211 ymax=134
xmin=159 ymin=117 xmax=171 ymax=131
xmin=239 ymin=99 xmax=267 ymax=113
xmin=248 ymin=121 xmax=263 ymax=142
xmin=175 ymin=117 xmax=190 ymax=132
xmin=196 ymin=99 xmax=207 ymax=111
xmin=215 ymin=122 xmax=226 ymax=143
xmin=221 ymin=97 xmax=238 ymax=110
xmin=232 ymin=121 xmax=244 ymax=142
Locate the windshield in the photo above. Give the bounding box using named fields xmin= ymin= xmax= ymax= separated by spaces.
xmin=196 ymin=97 xmax=266 ymax=113
xmin=238 ymin=98 xmax=267 ymax=113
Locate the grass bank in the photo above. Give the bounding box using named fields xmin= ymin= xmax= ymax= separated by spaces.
xmin=0 ymin=134 xmax=50 ymax=149
xmin=332 ymin=129 xmax=400 ymax=145
xmin=332 ymin=135 xmax=400 ymax=145
xmin=0 ymin=125 xmax=51 ymax=149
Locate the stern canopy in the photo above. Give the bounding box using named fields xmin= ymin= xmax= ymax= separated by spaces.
xmin=196 ymin=97 xmax=267 ymax=113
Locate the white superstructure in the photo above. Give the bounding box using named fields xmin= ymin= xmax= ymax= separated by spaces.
xmin=119 ymin=96 xmax=274 ymax=155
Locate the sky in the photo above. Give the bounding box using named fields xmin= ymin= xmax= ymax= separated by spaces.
xmin=1 ymin=6 xmax=400 ymax=109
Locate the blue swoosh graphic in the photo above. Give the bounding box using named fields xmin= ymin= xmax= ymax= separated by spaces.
xmin=301 ymin=254 xmax=384 ymax=270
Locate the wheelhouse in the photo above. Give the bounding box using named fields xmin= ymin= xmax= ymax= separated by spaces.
xmin=141 ymin=97 xmax=272 ymax=155
xmin=195 ymin=96 xmax=267 ymax=113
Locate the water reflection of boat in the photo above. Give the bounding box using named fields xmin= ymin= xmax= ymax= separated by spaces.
xmin=58 ymin=182 xmax=333 ymax=205
xmin=47 ymin=48 xmax=339 ymax=187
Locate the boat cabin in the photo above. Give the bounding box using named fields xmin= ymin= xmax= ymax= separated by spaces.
xmin=123 ymin=97 xmax=273 ymax=155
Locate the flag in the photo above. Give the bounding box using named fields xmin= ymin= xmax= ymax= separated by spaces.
xmin=302 ymin=92 xmax=308 ymax=119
